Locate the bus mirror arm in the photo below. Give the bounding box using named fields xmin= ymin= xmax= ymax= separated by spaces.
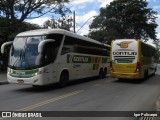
xmin=38 ymin=39 xmax=55 ymax=53
xmin=1 ymin=41 xmax=13 ymax=54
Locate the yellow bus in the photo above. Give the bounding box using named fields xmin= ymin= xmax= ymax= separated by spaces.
xmin=110 ymin=39 xmax=157 ymax=80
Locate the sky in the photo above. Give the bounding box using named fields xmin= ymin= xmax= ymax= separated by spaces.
xmin=26 ymin=0 xmax=160 ymax=41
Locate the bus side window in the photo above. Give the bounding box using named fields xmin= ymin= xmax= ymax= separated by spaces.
xmin=61 ymin=36 xmax=75 ymax=55
xmin=61 ymin=46 xmax=72 ymax=54
xmin=43 ymin=43 xmax=55 ymax=65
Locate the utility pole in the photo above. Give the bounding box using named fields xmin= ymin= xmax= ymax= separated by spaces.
xmin=73 ymin=11 xmax=75 ymax=33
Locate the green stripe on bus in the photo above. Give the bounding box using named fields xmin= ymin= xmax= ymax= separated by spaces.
xmin=67 ymin=55 xmax=91 ymax=63
xmin=12 ymin=69 xmax=39 ymax=75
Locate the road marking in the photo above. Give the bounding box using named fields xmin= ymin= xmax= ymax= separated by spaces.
xmin=17 ymin=90 xmax=83 ymax=111
xmin=0 ymin=90 xmax=84 ymax=120
xmin=92 ymin=79 xmax=115 ymax=87
xmin=93 ymin=84 xmax=102 ymax=87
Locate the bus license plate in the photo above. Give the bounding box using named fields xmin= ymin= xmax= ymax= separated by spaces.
xmin=17 ymin=80 xmax=24 ymax=84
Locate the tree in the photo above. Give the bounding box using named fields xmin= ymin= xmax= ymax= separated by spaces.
xmin=0 ymin=17 xmax=40 ymax=42
xmin=0 ymin=0 xmax=70 ymax=22
xmin=88 ymin=0 xmax=158 ymax=44
xmin=43 ymin=16 xmax=73 ymax=31
xmin=0 ymin=0 xmax=71 ymax=68
xmin=0 ymin=0 xmax=70 ymax=43
xmin=0 ymin=17 xmax=41 ymax=66
xmin=0 ymin=17 xmax=41 ymax=55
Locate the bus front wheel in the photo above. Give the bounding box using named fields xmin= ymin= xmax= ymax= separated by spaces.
xmin=59 ymin=71 xmax=69 ymax=88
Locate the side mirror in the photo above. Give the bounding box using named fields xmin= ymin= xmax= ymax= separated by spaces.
xmin=38 ymin=39 xmax=55 ymax=53
xmin=1 ymin=41 xmax=13 ymax=54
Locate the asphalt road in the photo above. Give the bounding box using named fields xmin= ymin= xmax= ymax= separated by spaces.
xmin=0 ymin=66 xmax=160 ymax=120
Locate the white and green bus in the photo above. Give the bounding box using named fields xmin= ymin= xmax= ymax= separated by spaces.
xmin=1 ymin=29 xmax=110 ymax=87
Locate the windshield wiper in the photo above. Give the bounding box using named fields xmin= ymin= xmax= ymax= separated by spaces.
xmin=12 ymin=50 xmax=23 ymax=68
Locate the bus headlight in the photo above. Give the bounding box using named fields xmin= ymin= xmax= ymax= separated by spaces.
xmin=31 ymin=71 xmax=43 ymax=77
xmin=8 ymin=68 xmax=13 ymax=75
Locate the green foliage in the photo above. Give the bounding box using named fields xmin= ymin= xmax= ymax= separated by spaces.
xmin=88 ymin=0 xmax=158 ymax=44
xmin=0 ymin=0 xmax=70 ymax=43
xmin=88 ymin=30 xmax=108 ymax=43
xmin=0 ymin=17 xmax=40 ymax=42
xmin=0 ymin=0 xmax=69 ymax=22
xmin=0 ymin=17 xmax=41 ymax=61
xmin=0 ymin=0 xmax=70 ymax=65
xmin=43 ymin=16 xmax=73 ymax=31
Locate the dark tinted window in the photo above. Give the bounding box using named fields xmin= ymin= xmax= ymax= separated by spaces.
xmin=42 ymin=34 xmax=63 ymax=65
xmin=61 ymin=35 xmax=109 ymax=56
xmin=46 ymin=34 xmax=63 ymax=47
xmin=42 ymin=42 xmax=55 ymax=65
xmin=61 ymin=36 xmax=75 ymax=55
xmin=141 ymin=42 xmax=156 ymax=57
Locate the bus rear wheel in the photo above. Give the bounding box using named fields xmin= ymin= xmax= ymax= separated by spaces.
xmin=153 ymin=68 xmax=156 ymax=75
xmin=99 ymin=69 xmax=103 ymax=79
xmin=103 ymin=68 xmax=107 ymax=78
xmin=59 ymin=71 xmax=69 ymax=88
xmin=144 ymin=70 xmax=148 ymax=80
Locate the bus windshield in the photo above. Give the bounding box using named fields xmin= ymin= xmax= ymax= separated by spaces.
xmin=9 ymin=36 xmax=45 ymax=69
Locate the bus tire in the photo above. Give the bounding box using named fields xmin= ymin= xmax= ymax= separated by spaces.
xmin=153 ymin=68 xmax=156 ymax=75
xmin=59 ymin=71 xmax=69 ymax=88
xmin=99 ymin=68 xmax=103 ymax=79
xmin=118 ymin=78 xmax=123 ymax=81
xmin=103 ymin=68 xmax=107 ymax=78
xmin=144 ymin=70 xmax=148 ymax=80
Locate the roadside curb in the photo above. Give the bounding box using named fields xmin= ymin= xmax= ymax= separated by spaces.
xmin=0 ymin=81 xmax=9 ymax=85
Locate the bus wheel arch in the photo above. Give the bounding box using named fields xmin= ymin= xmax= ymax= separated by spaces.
xmin=59 ymin=69 xmax=69 ymax=88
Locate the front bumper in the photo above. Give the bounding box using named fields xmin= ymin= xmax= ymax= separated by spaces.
xmin=7 ymin=74 xmax=43 ymax=85
xmin=110 ymin=72 xmax=141 ymax=79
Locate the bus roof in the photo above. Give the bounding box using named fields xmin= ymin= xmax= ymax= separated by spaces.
xmin=16 ymin=29 xmax=110 ymax=47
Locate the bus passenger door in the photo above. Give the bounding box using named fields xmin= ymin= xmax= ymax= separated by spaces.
xmin=42 ymin=42 xmax=56 ymax=84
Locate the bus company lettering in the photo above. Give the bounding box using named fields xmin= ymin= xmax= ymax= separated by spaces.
xmin=73 ymin=56 xmax=89 ymax=63
xmin=113 ymin=52 xmax=137 ymax=55
xmin=67 ymin=55 xmax=90 ymax=63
